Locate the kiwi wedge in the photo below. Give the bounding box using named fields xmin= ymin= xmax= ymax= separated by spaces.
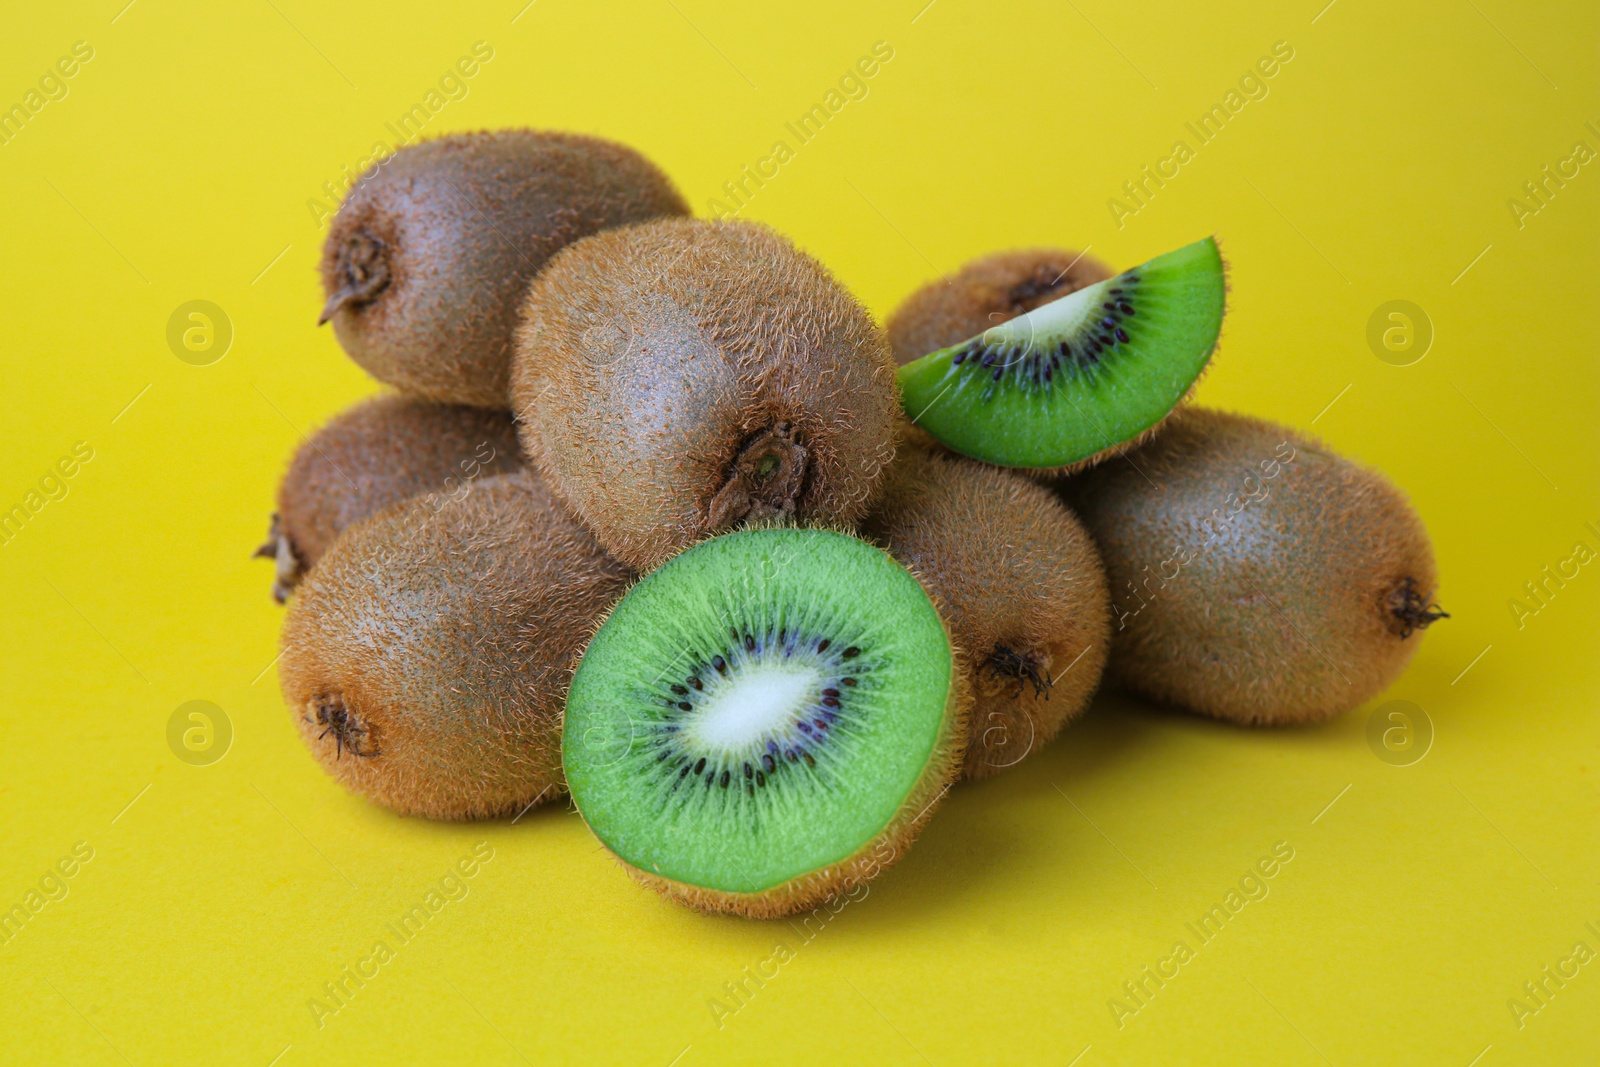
xmin=1064 ymin=408 xmax=1446 ymax=725
xmin=563 ymin=527 xmax=966 ymax=918
xmin=897 ymin=237 xmax=1225 ymax=471
xmin=257 ymin=394 xmax=523 ymax=602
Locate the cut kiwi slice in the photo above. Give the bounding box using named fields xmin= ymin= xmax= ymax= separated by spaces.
xmin=897 ymin=237 xmax=1225 ymax=470
xmin=563 ymin=527 xmax=964 ymax=918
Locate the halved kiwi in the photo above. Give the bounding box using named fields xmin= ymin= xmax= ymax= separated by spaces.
xmin=563 ymin=527 xmax=966 ymax=918
xmin=897 ymin=237 xmax=1225 ymax=471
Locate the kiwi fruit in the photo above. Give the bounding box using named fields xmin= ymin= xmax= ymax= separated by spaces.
xmin=862 ymin=442 xmax=1110 ymax=777
xmin=320 ymin=130 xmax=689 ymax=408
xmin=512 ymin=218 xmax=899 ymax=571
xmin=1063 ymin=408 xmax=1446 ymax=725
xmin=885 ymin=248 xmax=1114 ymax=366
xmin=897 ymin=237 xmax=1226 ymax=472
xmin=255 ymin=394 xmax=523 ymax=602
xmin=563 ymin=527 xmax=966 ymax=918
xmin=278 ymin=470 xmax=632 ymax=819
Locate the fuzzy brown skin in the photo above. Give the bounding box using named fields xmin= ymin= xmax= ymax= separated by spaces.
xmin=1063 ymin=409 xmax=1445 ymax=725
xmin=625 ymin=607 xmax=971 ymax=919
xmin=258 ymin=394 xmax=523 ymax=602
xmin=278 ymin=471 xmax=633 ymax=819
xmin=320 ymin=130 xmax=688 ymax=408
xmin=862 ymin=443 xmax=1111 ymax=778
xmin=885 ymin=248 xmax=1115 ymax=366
xmin=512 ymin=218 xmax=899 ymax=571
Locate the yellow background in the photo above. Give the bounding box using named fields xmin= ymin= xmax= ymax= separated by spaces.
xmin=2 ymin=1 xmax=1596 ymax=1063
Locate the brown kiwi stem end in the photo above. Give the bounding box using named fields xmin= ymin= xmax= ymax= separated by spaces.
xmin=985 ymin=645 xmax=1053 ymax=700
xmin=254 ymin=513 xmax=304 ymax=604
xmin=319 ymin=229 xmax=390 ymax=324
xmin=705 ymin=422 xmax=808 ymax=531
xmin=1386 ymin=577 xmax=1448 ymax=639
xmin=310 ymin=694 xmax=381 ymax=759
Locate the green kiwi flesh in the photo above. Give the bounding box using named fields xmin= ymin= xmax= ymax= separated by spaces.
xmin=897 ymin=237 xmax=1225 ymax=470
xmin=563 ymin=527 xmax=965 ymax=918
xmin=1064 ymin=408 xmax=1446 ymax=725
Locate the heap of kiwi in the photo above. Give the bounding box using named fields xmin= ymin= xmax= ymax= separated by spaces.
xmin=258 ymin=125 xmax=1444 ymax=919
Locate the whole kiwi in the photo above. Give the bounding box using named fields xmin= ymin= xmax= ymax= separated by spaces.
xmin=320 ymin=130 xmax=689 ymax=408
xmin=512 ymin=217 xmax=899 ymax=571
xmin=1064 ymin=408 xmax=1446 ymax=724
xmin=256 ymin=394 xmax=523 ymax=602
xmin=886 ymin=248 xmax=1114 ymax=366
xmin=862 ymin=441 xmax=1111 ymax=777
xmin=278 ymin=470 xmax=633 ymax=820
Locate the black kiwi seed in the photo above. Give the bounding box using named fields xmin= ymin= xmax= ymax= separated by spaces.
xmin=719 ymin=770 xmax=730 ymax=788
xmin=842 ymin=677 xmax=857 ymax=686
xmin=762 ymin=754 xmax=775 ymax=773
xmin=694 ymin=758 xmax=706 ymax=775
xmin=712 ymin=655 xmax=727 ymax=673
xmin=843 ymin=646 xmax=860 ymax=659
xmin=817 ymin=639 xmax=830 ymax=652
